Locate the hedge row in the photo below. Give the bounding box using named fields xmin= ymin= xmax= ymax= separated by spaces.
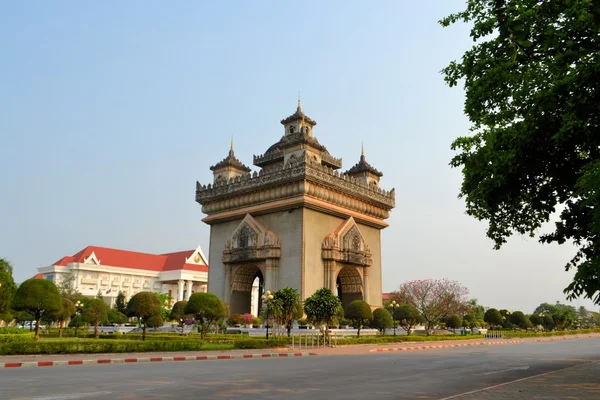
xmin=501 ymin=328 xmax=600 ymax=338
xmin=232 ymin=339 xmax=288 ymax=349
xmin=0 ymin=340 xmax=233 ymax=355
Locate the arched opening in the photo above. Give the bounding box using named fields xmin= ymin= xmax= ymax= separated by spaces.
xmin=336 ymin=266 xmax=363 ymax=310
xmin=230 ymin=265 xmax=263 ymax=316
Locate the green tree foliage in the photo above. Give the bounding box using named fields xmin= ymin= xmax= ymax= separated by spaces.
xmin=484 ymin=308 xmax=503 ymax=328
xmin=441 ymin=1 xmax=600 ymax=304
xmin=82 ymin=298 xmax=109 ymax=338
xmin=0 ymin=259 xmax=17 ymax=318
xmin=170 ymin=300 xmax=191 ymax=334
xmin=371 ymin=308 xmax=393 ymax=334
xmin=146 ymin=314 xmax=164 ymax=330
xmin=51 ymin=298 xmax=75 ymax=337
xmin=107 ymin=309 xmax=128 ymax=325
xmin=126 ymin=292 xmax=162 ymax=341
xmin=464 ymin=299 xmax=486 ymax=325
xmin=344 ymin=300 xmax=373 ymax=337
xmin=534 ymin=302 xmax=577 ymax=330
xmin=115 ymin=291 xmax=127 ymax=314
xmin=184 ymin=292 xmax=227 ymax=340
xmin=155 ymin=292 xmax=173 ymax=320
xmin=56 ymin=272 xmax=82 ymax=303
xmin=509 ymin=311 xmax=529 ymax=330
xmin=543 ymin=314 xmax=555 ymax=331
xmin=396 ymin=303 xmax=423 ymax=336
xmin=271 ymin=287 xmax=302 ymax=337
xmin=11 ymin=278 xmax=61 ymax=340
xmin=529 ymin=314 xmax=542 ymax=326
xmin=303 ymin=288 xmax=342 ymax=337
xmin=445 ymin=314 xmax=462 ymax=329
xmin=68 ymin=314 xmax=86 ymax=330
xmin=397 ymin=279 xmax=469 ymax=335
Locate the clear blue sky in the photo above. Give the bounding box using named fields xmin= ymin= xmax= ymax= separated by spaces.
xmin=1 ymin=1 xmax=593 ymax=312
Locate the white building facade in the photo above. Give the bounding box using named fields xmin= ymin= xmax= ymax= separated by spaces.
xmin=37 ymin=245 xmax=208 ymax=307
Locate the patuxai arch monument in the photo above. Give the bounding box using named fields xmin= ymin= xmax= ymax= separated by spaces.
xmin=195 ymin=102 xmax=395 ymax=314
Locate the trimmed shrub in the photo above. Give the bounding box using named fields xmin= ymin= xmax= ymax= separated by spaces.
xmin=232 ymin=338 xmax=288 ymax=349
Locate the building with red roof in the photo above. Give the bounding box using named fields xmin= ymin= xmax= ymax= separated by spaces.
xmin=37 ymin=245 xmax=208 ymax=306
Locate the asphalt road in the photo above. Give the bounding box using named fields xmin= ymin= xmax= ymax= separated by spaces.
xmin=1 ymin=339 xmax=599 ymax=400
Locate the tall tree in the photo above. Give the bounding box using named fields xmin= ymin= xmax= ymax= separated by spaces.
xmin=344 ymin=300 xmax=373 ymax=337
xmin=371 ymin=308 xmax=393 ymax=335
xmin=56 ymin=272 xmax=81 ymax=302
xmin=271 ymin=287 xmax=303 ymax=337
xmin=51 ymin=298 xmax=75 ymax=337
xmin=398 ymin=279 xmax=469 ymax=335
xmin=82 ymin=299 xmax=109 ymax=338
xmin=126 ymin=292 xmax=162 ymax=341
xmin=396 ymin=303 xmax=423 ymax=336
xmin=11 ymin=278 xmax=62 ymax=340
xmin=184 ymin=292 xmax=227 ymax=340
xmin=484 ymin=308 xmax=503 ymax=328
xmin=303 ymin=288 xmax=342 ymax=338
xmin=115 ymin=291 xmax=127 ymax=314
xmin=0 ymin=259 xmax=17 ymax=320
xmin=441 ymin=1 xmax=600 ymax=303
xmin=170 ymin=300 xmax=191 ymax=334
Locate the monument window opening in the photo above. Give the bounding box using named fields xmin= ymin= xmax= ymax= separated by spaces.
xmin=230 ymin=265 xmax=263 ymax=316
xmin=289 ymin=126 xmax=295 ymax=133
xmin=336 ymin=266 xmax=363 ymax=310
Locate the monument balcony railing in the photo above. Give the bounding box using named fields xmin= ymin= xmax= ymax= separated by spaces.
xmin=253 ymin=150 xmax=284 ymax=165
xmin=320 ymin=153 xmax=342 ymax=168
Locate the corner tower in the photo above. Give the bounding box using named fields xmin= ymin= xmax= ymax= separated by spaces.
xmin=196 ymin=104 xmax=395 ymax=312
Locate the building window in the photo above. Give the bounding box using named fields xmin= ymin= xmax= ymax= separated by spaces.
xmin=289 ymin=126 xmax=295 ymax=133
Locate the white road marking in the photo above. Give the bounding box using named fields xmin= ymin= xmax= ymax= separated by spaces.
xmin=483 ymin=366 xmax=530 ymax=375
xmin=439 ymin=361 xmax=597 ymax=400
xmin=18 ymin=391 xmax=112 ymax=400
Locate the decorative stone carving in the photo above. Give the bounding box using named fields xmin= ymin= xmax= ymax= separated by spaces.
xmin=322 ymin=217 xmax=372 ymax=267
xmin=338 ymin=267 xmax=362 ymax=293
xmin=222 ymin=214 xmax=281 ymax=264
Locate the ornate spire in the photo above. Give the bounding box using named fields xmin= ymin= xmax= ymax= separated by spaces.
xmin=210 ymin=139 xmax=251 ymax=173
xmin=345 ymin=146 xmax=383 ymax=177
xmin=281 ymin=100 xmax=316 ymax=126
xmin=361 ymin=142 xmax=364 ymax=156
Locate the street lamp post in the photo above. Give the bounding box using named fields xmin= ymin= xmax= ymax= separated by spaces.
xmin=261 ymin=290 xmax=274 ymax=340
xmin=388 ymin=300 xmax=399 ymax=336
xmin=74 ymin=300 xmax=83 ymax=337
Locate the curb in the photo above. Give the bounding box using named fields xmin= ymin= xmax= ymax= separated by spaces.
xmin=369 ymin=340 xmax=525 ymax=353
xmin=1 ymin=352 xmax=318 ymax=369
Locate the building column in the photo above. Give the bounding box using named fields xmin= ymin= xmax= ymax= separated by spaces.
xmin=186 ymin=280 xmax=193 ymax=300
xmin=224 ymin=265 xmax=232 ymax=305
xmin=177 ymin=279 xmax=184 ymax=301
xmin=329 ymin=262 xmax=337 ymax=294
xmin=363 ymin=267 xmax=369 ymax=304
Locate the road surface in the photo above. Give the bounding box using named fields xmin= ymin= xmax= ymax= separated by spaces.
xmin=1 ymin=338 xmax=599 ymax=399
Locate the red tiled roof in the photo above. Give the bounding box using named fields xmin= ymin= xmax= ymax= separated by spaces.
xmin=382 ymin=293 xmax=391 ymax=300
xmin=33 ymin=273 xmax=43 ymax=279
xmin=52 ymin=246 xmax=208 ymax=273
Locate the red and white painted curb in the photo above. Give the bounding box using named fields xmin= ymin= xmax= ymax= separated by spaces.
xmin=0 ymin=352 xmax=318 ymax=369
xmin=535 ymin=334 xmax=600 ymax=342
xmin=369 ymin=340 xmax=525 ymax=353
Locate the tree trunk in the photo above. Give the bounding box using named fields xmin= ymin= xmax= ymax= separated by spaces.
xmin=142 ymin=323 xmax=146 ymax=341
xmin=94 ymin=321 xmax=99 ymax=338
xmin=181 ymin=323 xmax=185 ymax=335
xmin=34 ymin=319 xmax=40 ymax=341
xmin=357 ymin=324 xmax=361 ymax=338
xmin=59 ymin=322 xmax=63 ymax=338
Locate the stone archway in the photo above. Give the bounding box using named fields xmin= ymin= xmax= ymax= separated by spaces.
xmin=230 ymin=265 xmax=264 ymax=315
xmin=336 ymin=266 xmax=363 ymax=310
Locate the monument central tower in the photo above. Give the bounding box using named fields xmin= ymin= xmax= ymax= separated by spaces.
xmin=195 ymin=103 xmax=395 ymax=313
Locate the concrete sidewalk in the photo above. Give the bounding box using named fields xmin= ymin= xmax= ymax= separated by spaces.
xmin=1 ymin=334 xmax=598 ymax=368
